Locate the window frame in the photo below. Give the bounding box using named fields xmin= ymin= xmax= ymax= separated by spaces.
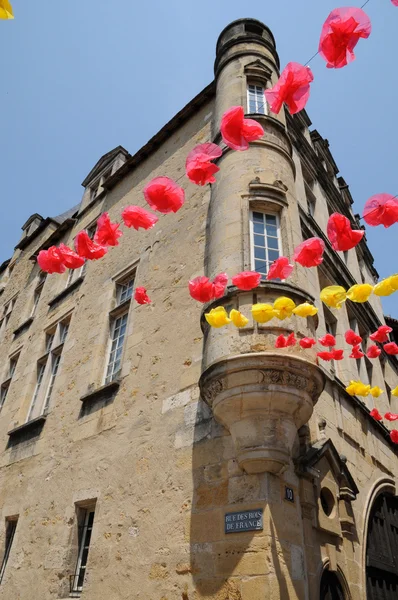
xmin=104 ymin=311 xmax=129 ymax=385
xmin=246 ymin=82 xmax=267 ymax=115
xmin=249 ymin=210 xmax=282 ymax=278
xmin=0 ymin=518 xmax=18 ymax=585
xmin=71 ymin=508 xmax=95 ymax=593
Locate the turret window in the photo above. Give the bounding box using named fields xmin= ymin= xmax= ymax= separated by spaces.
xmin=249 ymin=211 xmax=281 ymax=276
xmin=247 ymin=84 xmax=267 ymax=115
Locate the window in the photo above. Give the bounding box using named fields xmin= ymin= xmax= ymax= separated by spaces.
xmin=250 ymin=211 xmax=281 ymax=277
xmin=0 ymin=353 xmax=20 ymax=411
xmin=247 ymin=84 xmax=266 ymax=115
xmin=116 ymin=278 xmax=134 ymax=305
xmin=364 ymin=357 xmax=373 ymax=387
xmin=0 ymin=297 xmax=17 ymax=334
xmin=31 ymin=272 xmax=46 ymax=317
xmin=304 ymin=180 xmax=316 ymax=217
xmin=66 ymin=226 xmax=95 ymax=288
xmin=71 ymin=508 xmax=95 ymax=594
xmin=0 ymin=518 xmax=18 ymax=584
xmin=26 ymin=317 xmax=70 ymax=422
xmin=105 ymin=313 xmax=128 ymax=384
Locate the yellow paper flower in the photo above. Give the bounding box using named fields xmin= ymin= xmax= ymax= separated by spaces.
xmin=273 ymin=296 xmax=296 ymax=320
xmin=346 ymin=283 xmax=373 ymax=303
xmin=373 ymin=278 xmax=395 ymax=297
xmin=370 ymin=386 xmax=383 ymax=398
xmin=390 ymin=274 xmax=398 ymax=291
xmin=0 ymin=0 xmax=14 ymax=19
xmin=251 ymin=303 xmax=277 ymax=323
xmin=229 ymin=309 xmax=249 ymax=328
xmin=345 ymin=380 xmax=371 ymax=397
xmin=320 ymin=285 xmax=347 ymax=309
xmin=205 ymin=306 xmax=231 ymax=328
xmin=292 ymin=302 xmax=318 ymax=318
xmin=392 ymin=386 xmax=398 ymax=397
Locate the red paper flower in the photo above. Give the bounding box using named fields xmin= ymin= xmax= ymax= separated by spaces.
xmin=293 ymin=237 xmax=325 ymax=268
xmin=369 ymin=408 xmax=383 ymax=421
xmin=345 ymin=329 xmax=363 ymax=346
xmin=390 ymin=430 xmax=398 ymax=444
xmin=286 ymin=332 xmax=297 ymax=347
xmin=299 ymin=337 xmax=316 ymax=349
xmin=94 ymin=213 xmax=123 ymax=247
xmin=232 ymin=271 xmax=261 ymax=290
xmin=58 ymin=244 xmax=85 ymax=270
xmin=122 ymin=206 xmax=159 ymax=231
xmin=75 ymin=231 xmax=108 ymax=260
xmin=384 ymin=342 xmax=398 ymax=355
xmin=319 ymin=334 xmax=336 ymax=347
xmin=330 ymin=349 xmax=343 ymax=361
xmin=327 ymin=213 xmax=364 ymax=251
xmin=370 ymin=325 xmax=393 ymax=343
xmin=275 ymin=335 xmax=287 ymax=348
xmin=134 ymin=287 xmax=151 ymax=305
xmin=317 ymin=351 xmax=333 ymax=361
xmin=350 ymin=345 xmax=364 ymax=359
xmin=392 ymin=0 xmax=398 ymax=6
xmin=385 ymin=412 xmax=398 ymax=421
xmin=220 ymin=106 xmax=264 ymax=151
xmin=185 ymin=143 xmax=222 ymax=185
xmin=266 ymin=256 xmax=294 ymax=280
xmin=319 ymin=7 xmax=371 ymax=69
xmin=37 ymin=246 xmax=66 ymax=274
xmin=265 ymin=62 xmax=314 ymax=115
xmin=144 ymin=177 xmax=185 ymax=214
xmin=363 ymin=194 xmax=398 ymax=228
xmin=367 ymin=345 xmax=381 ymax=359
xmin=189 ymin=273 xmax=228 ymax=303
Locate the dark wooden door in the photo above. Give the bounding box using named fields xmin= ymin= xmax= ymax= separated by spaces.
xmin=366 ymin=493 xmax=398 ymax=599
xmin=320 ymin=570 xmax=345 ymax=600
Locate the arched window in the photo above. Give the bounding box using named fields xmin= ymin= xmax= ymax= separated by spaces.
xmin=320 ymin=569 xmax=345 ymax=600
xmin=366 ymin=493 xmax=398 ymax=599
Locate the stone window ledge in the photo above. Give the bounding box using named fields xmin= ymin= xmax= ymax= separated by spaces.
xmin=48 ymin=277 xmax=84 ymax=308
xmin=80 ymin=379 xmax=120 ymax=404
xmin=8 ymin=414 xmax=47 ymax=438
xmin=13 ymin=316 xmax=34 ymax=336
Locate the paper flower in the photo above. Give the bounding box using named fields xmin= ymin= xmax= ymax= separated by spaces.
xmin=369 ymin=408 xmax=383 ymax=421
xmin=273 ymin=296 xmax=296 ymax=320
xmin=205 ymin=306 xmax=231 ymax=328
xmin=373 ymin=277 xmax=396 ymax=297
xmin=293 ymin=237 xmax=325 ymax=268
xmin=94 ymin=213 xmax=123 ymax=247
xmin=58 ymin=244 xmax=85 ymax=270
xmin=319 ymin=334 xmax=336 ymax=347
xmin=392 ymin=0 xmax=398 ymax=6
xmin=265 ymin=62 xmax=314 ymax=115
xmin=331 ymin=349 xmax=344 ymax=361
xmin=384 ymin=342 xmax=398 ymax=355
xmin=370 ymin=325 xmax=392 ymax=343
xmin=370 ymin=386 xmax=383 ymax=398
xmin=363 ymin=194 xmax=398 ymax=228
xmin=299 ymin=337 xmax=316 ymax=349
xmin=75 ymin=231 xmax=108 ymax=260
xmin=122 ymin=206 xmax=158 ymax=230
xmin=320 ymin=285 xmax=347 ymax=309
xmin=392 ymin=386 xmax=398 ymax=397
xmin=220 ymin=106 xmax=264 ymax=151
xmin=185 ymin=143 xmax=222 ymax=185
xmin=345 ymin=380 xmax=371 ymax=397
xmin=367 ymin=345 xmax=381 ymax=359
xmin=134 ymin=287 xmax=151 ymax=305
xmin=0 ymin=0 xmax=13 ymax=19
xmin=345 ymin=329 xmax=362 ymax=346
xmin=385 ymin=412 xmax=398 ymax=421
xmin=317 ymin=351 xmax=334 ymax=362
xmin=144 ymin=177 xmax=185 ymax=214
xmin=346 ymin=283 xmax=373 ymax=303
xmin=229 ymin=309 xmax=249 ymax=328
xmin=188 ymin=273 xmax=228 ymax=303
xmin=292 ymin=302 xmax=318 ymax=318
xmin=275 ymin=333 xmax=296 ymax=348
xmin=251 ymin=303 xmax=277 ymax=323
xmin=266 ymin=256 xmax=294 ymax=280
xmin=319 ymin=7 xmax=371 ymax=69
xmin=37 ymin=246 xmax=66 ymax=274
xmin=232 ymin=271 xmax=261 ymax=290
xmin=390 ymin=430 xmax=398 ymax=444
xmin=327 ymin=213 xmax=364 ymax=251
xmin=350 ymin=345 xmax=364 ymax=359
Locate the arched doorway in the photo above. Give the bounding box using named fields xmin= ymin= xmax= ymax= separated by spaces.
xmin=366 ymin=493 xmax=398 ymax=599
xmin=320 ymin=569 xmax=345 ymax=600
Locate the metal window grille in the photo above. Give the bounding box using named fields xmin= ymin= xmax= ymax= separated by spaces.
xmin=0 ymin=520 xmax=18 ymax=584
xmin=70 ymin=510 xmax=95 ymax=593
xmin=105 ymin=313 xmax=128 ymax=384
xmin=247 ymin=84 xmax=266 ymax=115
xmin=250 ymin=211 xmax=281 ymax=277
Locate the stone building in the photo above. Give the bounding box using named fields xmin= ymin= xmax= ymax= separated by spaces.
xmin=0 ymin=17 xmax=397 ymax=600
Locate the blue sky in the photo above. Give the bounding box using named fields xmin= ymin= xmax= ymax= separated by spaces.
xmin=0 ymin=1 xmax=397 ymax=316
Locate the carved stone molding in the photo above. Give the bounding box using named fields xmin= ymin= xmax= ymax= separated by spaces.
xmin=199 ymin=353 xmax=325 ymax=475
